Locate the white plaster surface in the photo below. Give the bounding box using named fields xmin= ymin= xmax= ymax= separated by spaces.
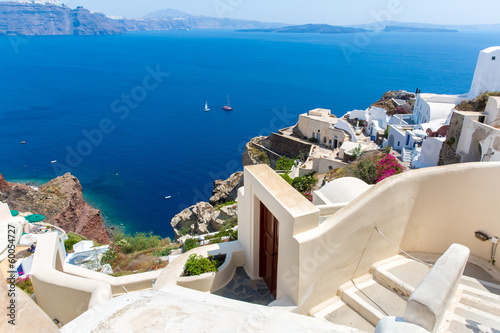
xmin=62 ymin=286 xmax=360 ymax=333
xmin=412 ymin=137 xmax=445 ymax=169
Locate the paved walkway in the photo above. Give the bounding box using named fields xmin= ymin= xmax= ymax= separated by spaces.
xmin=213 ymin=267 xmax=275 ymax=306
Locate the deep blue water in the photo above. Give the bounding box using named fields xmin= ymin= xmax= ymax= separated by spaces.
xmin=0 ymin=30 xmax=499 ymax=239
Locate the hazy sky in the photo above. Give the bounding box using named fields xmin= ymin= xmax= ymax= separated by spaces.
xmin=25 ymin=0 xmax=500 ymax=25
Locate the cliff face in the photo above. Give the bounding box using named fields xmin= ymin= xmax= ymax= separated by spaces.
xmin=209 ymin=171 xmax=243 ymax=206
xmin=0 ymin=2 xmax=124 ymax=35
xmin=0 ymin=3 xmax=283 ymax=36
xmin=0 ymin=173 xmax=109 ymax=244
xmin=171 ymin=172 xmax=242 ymax=239
xmin=170 ymin=202 xmax=237 ymax=239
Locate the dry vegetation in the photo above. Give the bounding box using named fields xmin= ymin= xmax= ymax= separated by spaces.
xmin=456 ymin=91 xmax=500 ymax=112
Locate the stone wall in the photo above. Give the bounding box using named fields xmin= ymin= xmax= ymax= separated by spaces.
xmin=438 ymin=112 xmax=465 ymax=166
xmin=262 ymin=133 xmax=313 ymax=159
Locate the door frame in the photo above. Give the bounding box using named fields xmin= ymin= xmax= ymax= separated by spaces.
xmin=259 ymin=202 xmax=279 ymax=298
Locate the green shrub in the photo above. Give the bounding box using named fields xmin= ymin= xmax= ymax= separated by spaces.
xmin=183 ymin=238 xmax=199 ymax=252
xmin=101 ymin=247 xmax=117 ymax=265
xmin=183 ymin=254 xmax=217 ymax=276
xmin=291 ymin=175 xmax=316 ymax=193
xmin=178 ymin=225 xmax=191 ymax=236
xmin=64 ymin=232 xmax=87 ymax=253
xmin=276 ymin=157 xmax=295 ymax=171
xmin=223 ymin=217 xmax=238 ymax=229
xmin=229 ymin=230 xmax=238 ymax=241
xmin=350 ymin=144 xmax=363 ymax=160
xmin=113 ymin=232 xmax=163 ymax=254
xmin=280 ymin=173 xmax=293 ymax=185
xmin=217 ymin=200 xmax=236 ymax=211
xmin=354 ymin=159 xmax=378 ymax=184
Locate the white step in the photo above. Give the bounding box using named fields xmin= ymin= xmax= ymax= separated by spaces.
xmin=312 ymin=299 xmax=374 ymax=333
xmin=341 ymin=279 xmax=406 ymax=327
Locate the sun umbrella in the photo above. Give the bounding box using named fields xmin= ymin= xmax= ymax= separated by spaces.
xmin=10 ymin=210 xmax=19 ymax=217
xmin=25 ymin=214 xmax=45 ymax=222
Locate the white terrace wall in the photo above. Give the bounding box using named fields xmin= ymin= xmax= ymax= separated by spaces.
xmin=294 ymin=162 xmax=500 ymax=313
xmin=400 ymin=162 xmax=500 ymax=257
xmin=240 ymin=163 xmax=500 ymax=315
xmin=30 ymin=232 xmax=112 ymax=325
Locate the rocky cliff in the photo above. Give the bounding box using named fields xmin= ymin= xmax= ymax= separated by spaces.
xmin=171 ymin=172 xmax=243 ymax=239
xmin=0 ymin=2 xmax=124 ymax=35
xmin=170 ymin=202 xmax=237 ymax=238
xmin=209 ymin=171 xmax=243 ymax=206
xmin=0 ymin=172 xmax=109 ymax=244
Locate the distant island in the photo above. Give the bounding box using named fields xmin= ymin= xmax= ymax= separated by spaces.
xmin=237 ymin=24 xmax=369 ymax=34
xmin=383 ymin=25 xmax=458 ymax=33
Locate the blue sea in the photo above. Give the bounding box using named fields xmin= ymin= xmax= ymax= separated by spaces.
xmin=0 ymin=30 xmax=499 ymax=239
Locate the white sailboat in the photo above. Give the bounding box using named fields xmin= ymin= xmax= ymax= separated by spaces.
xmin=204 ymin=101 xmax=210 ymax=112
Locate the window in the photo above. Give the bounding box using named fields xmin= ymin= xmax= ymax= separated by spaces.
xmin=493 ymin=56 xmax=496 ymax=60
xmin=397 ymin=141 xmax=400 ymax=147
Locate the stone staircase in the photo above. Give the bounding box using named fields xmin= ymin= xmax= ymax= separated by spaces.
xmin=311 ymin=255 xmax=500 ymax=332
xmin=401 ymin=148 xmax=413 ymax=163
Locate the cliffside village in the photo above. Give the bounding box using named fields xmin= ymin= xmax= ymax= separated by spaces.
xmin=250 ymin=46 xmax=500 ymax=174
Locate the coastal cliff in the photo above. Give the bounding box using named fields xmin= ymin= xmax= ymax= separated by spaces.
xmin=0 ymin=3 xmax=282 ymax=36
xmin=0 ymin=173 xmax=109 ymax=244
xmin=0 ymin=2 xmax=124 ymax=35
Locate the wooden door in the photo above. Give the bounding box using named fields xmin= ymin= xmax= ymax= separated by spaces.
xmin=259 ymin=202 xmax=279 ymax=298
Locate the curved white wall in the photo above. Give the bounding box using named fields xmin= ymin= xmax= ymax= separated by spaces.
xmin=286 ymin=163 xmax=500 ymax=313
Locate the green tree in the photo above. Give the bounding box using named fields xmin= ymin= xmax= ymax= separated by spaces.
xmin=354 ymin=160 xmax=378 ymax=184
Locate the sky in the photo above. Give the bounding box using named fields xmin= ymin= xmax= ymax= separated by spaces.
xmin=14 ymin=0 xmax=500 ymax=25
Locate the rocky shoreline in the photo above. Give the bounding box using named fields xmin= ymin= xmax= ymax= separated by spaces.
xmin=0 ymin=172 xmax=109 ymax=244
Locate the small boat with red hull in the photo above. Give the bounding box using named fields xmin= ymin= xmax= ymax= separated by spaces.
xmin=222 ymin=95 xmax=233 ymax=111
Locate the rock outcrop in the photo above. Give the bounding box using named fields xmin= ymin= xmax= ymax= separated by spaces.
xmin=209 ymin=171 xmax=243 ymax=206
xmin=170 ymin=202 xmax=237 ymax=239
xmin=243 ymin=137 xmax=272 ymax=167
xmin=0 ymin=173 xmax=109 ymax=244
xmin=171 ymin=172 xmax=242 ymax=239
xmin=370 ymin=90 xmax=415 ymax=116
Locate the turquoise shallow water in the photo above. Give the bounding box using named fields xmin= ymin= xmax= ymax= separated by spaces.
xmin=0 ymin=30 xmax=499 ymax=239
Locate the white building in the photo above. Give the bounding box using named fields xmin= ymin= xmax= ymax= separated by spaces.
xmin=348 ymin=106 xmax=390 ymax=142
xmin=451 ymin=97 xmax=500 ymax=163
xmin=412 ymin=93 xmax=465 ymax=125
xmin=411 ymin=137 xmax=446 ymax=168
xmin=469 ymin=46 xmax=500 ymax=99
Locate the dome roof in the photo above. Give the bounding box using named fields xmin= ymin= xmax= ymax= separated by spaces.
xmin=316 ymin=177 xmax=372 ymax=204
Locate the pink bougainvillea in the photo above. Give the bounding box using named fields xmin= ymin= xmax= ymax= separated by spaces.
xmin=376 ymin=154 xmax=404 ymax=183
xmin=303 ymin=192 xmax=313 ymax=202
